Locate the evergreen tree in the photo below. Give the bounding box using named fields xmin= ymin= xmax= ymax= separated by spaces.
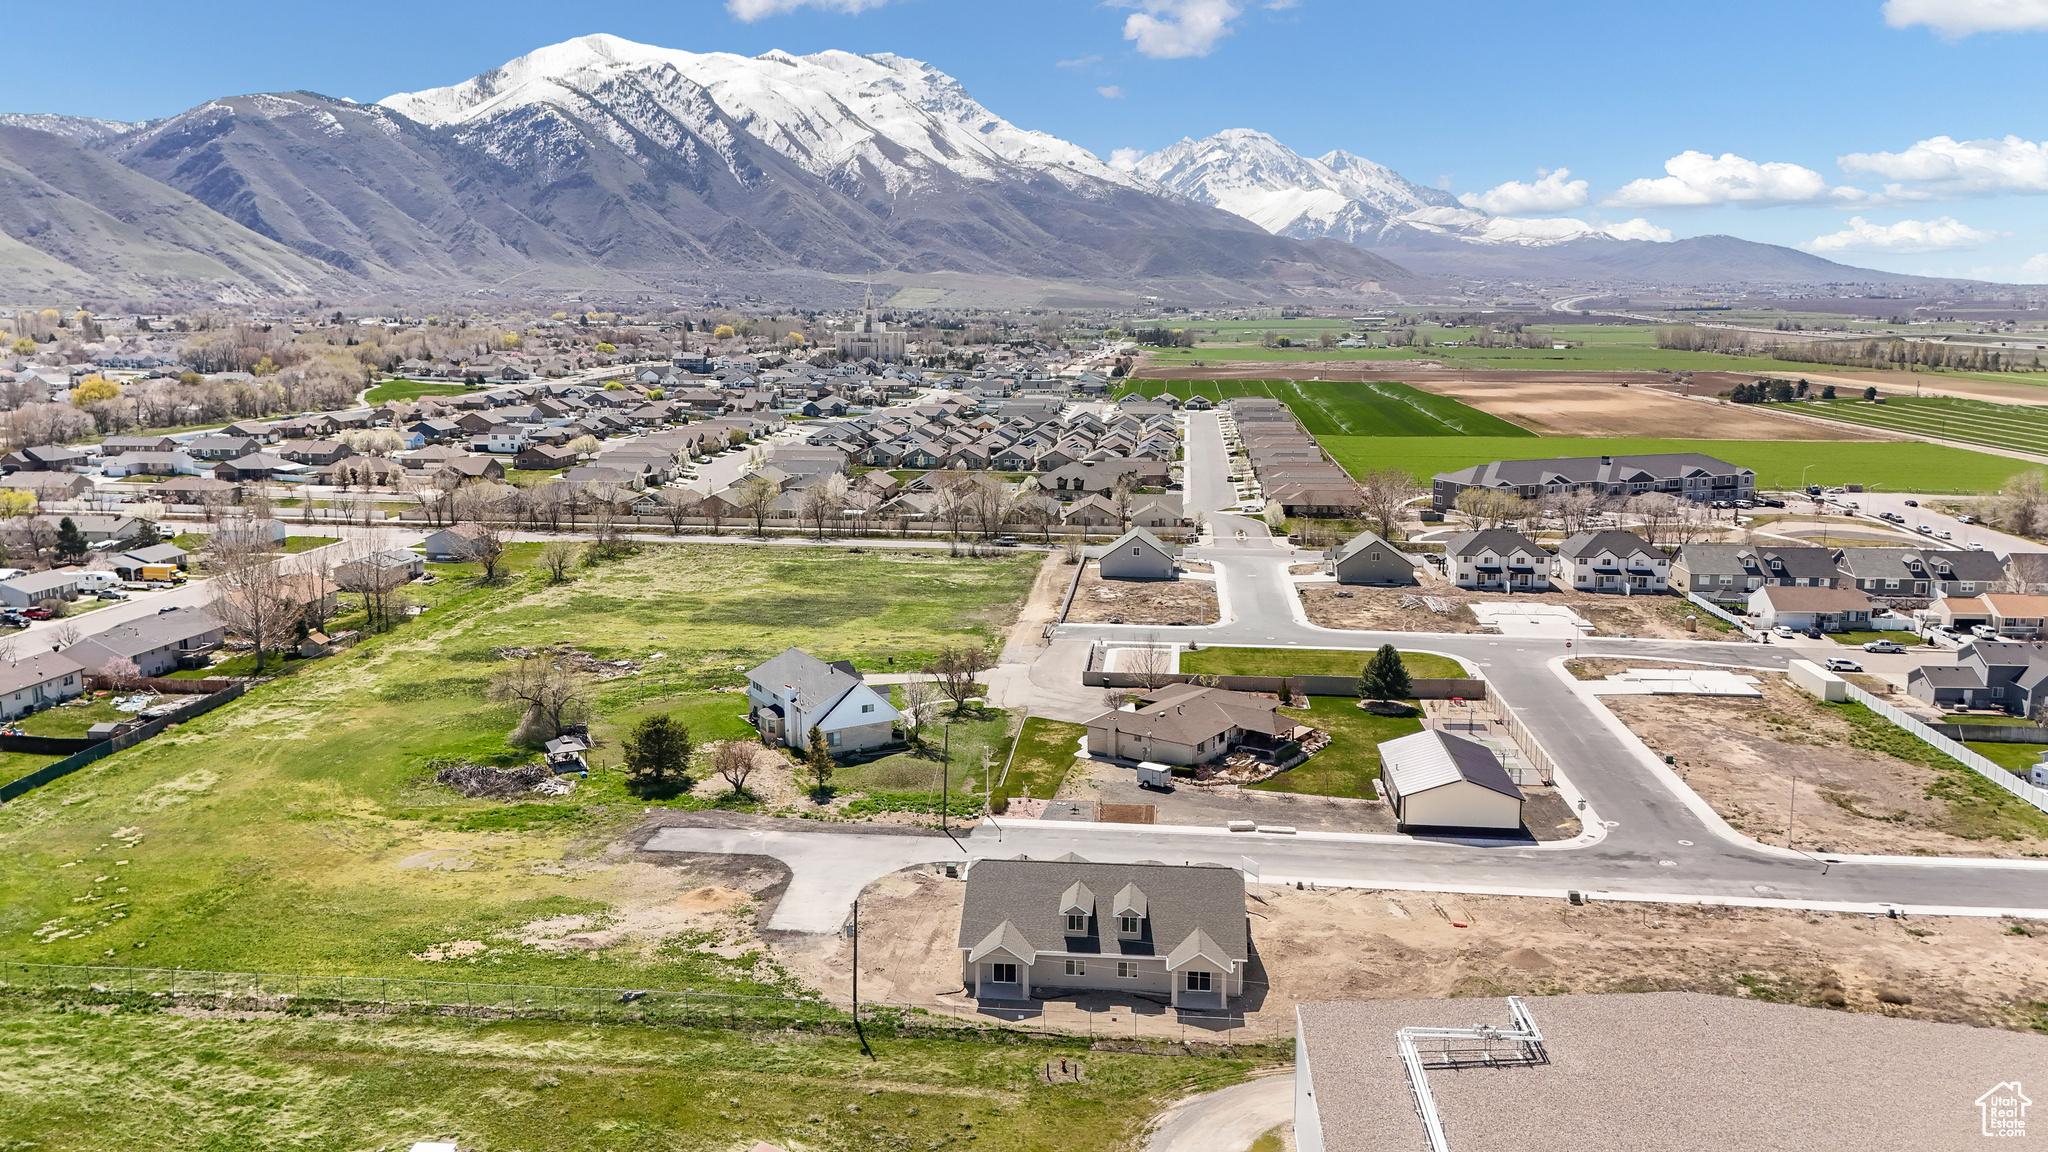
xmin=54 ymin=517 xmax=88 ymax=561
xmin=129 ymin=519 xmax=161 ymax=548
xmin=1863 ymin=386 xmax=1879 ymax=401
xmin=1821 ymin=384 xmax=1836 ymax=400
xmin=1358 ymin=644 xmax=1413 ymax=706
xmin=805 ymin=725 xmax=835 ymax=796
xmin=623 ymin=714 xmax=692 ymax=796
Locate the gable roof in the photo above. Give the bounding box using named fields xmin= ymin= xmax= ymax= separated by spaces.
xmin=1331 ymin=531 xmax=1421 ymax=567
xmin=1444 ymin=528 xmax=1545 ymax=557
xmin=1555 ymin=530 xmax=1661 ymax=560
xmin=1753 ymin=584 xmax=1873 ymax=612
xmin=747 ymin=647 xmax=864 ymax=712
xmin=1379 ymin=729 xmax=1521 ymax=800
xmin=958 ymin=857 xmax=1246 ymax=964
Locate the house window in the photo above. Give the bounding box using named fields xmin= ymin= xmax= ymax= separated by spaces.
xmin=860 ymin=703 xmax=874 ymax=714
xmin=1185 ymin=971 xmax=1212 ymax=992
xmin=1065 ymin=913 xmax=1087 ymax=932
xmin=1994 ymin=688 xmax=2006 ymax=698
xmin=1065 ymin=959 xmax=1086 ymax=976
xmin=1962 ymin=582 xmax=1976 ymax=592
xmin=827 ymin=731 xmax=841 ymax=747
xmin=1370 ymin=552 xmax=1381 ymax=561
xmin=990 ymin=963 xmax=1017 ymax=984
xmin=1118 ymin=961 xmax=1138 ymax=978
xmin=1132 ymin=547 xmax=1142 ymax=555
xmin=1119 ymin=914 xmax=1140 ymax=935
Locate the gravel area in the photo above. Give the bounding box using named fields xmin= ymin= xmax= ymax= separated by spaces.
xmin=1065 ymin=566 xmax=1220 ymax=626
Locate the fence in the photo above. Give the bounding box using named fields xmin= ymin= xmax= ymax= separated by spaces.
xmin=0 ymin=684 xmax=245 ymax=803
xmin=1083 ymin=656 xmax=1487 ymax=702
xmin=1685 ymin=592 xmax=1751 ymax=632
xmin=1931 ymin=724 xmax=2048 ymax=745
xmin=83 ymin=675 xmax=231 ymax=695
xmin=1843 ymin=683 xmax=2048 ymax=814
xmin=0 ymin=962 xmax=1292 ymax=1046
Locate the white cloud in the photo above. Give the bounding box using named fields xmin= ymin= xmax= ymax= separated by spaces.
xmin=1264 ymin=0 xmax=1301 ymax=9
xmin=1109 ymin=148 xmax=1146 ymax=172
xmin=1117 ymin=0 xmax=1244 ymax=59
xmin=1883 ymin=0 xmax=2048 ymax=37
xmin=726 ymin=0 xmax=889 ymax=20
xmin=1459 ymin=168 xmax=1590 ymax=215
xmin=1056 ymin=54 xmax=1103 ymax=69
xmin=1603 ymin=218 xmax=1675 ymax=243
xmin=1839 ymin=135 xmax=2048 ymax=197
xmin=1097 ymin=85 xmax=1126 ymax=99
xmin=1800 ymin=216 xmax=2006 ymax=254
xmin=1605 ymin=150 xmax=1862 ymax=208
xmin=2021 ymin=253 xmax=2048 ymax=282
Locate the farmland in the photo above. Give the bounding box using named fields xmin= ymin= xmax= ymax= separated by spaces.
xmin=1120 ymin=379 xmax=1531 ymax=437
xmin=362 ymin=377 xmax=476 ymax=404
xmin=1809 ymin=396 xmax=2048 ymax=458
xmin=0 ymin=544 xmax=1037 ymax=989
xmin=1319 ymin=435 xmax=2039 ymax=493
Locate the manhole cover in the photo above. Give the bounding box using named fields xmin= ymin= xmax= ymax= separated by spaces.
xmin=1754 ymin=884 xmax=1777 ymax=894
xmin=1677 ymin=840 xmax=1694 ymax=846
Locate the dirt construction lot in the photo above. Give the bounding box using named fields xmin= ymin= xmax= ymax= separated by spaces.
xmin=1594 ymin=668 xmax=2048 ymax=858
xmin=1411 ymin=377 xmax=1882 ymax=440
xmin=1300 ymin=582 xmax=1717 ymax=640
xmin=768 ymin=864 xmax=2048 ymax=1036
xmin=1065 ymin=566 xmax=1220 ymax=626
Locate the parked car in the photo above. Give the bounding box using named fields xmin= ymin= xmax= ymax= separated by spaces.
xmin=1918 ymin=524 xmax=1935 ymax=534
xmin=1773 ymin=625 xmax=1797 ymax=638
xmin=1862 ymin=640 xmax=1906 ymax=653
xmin=1805 ymin=628 xmax=1824 ymax=639
xmin=1759 ymin=497 xmax=1787 ymax=508
xmin=1825 ymin=658 xmax=1864 ymax=672
xmin=19 ymin=608 xmax=52 ymax=620
xmin=1904 ymin=499 xmax=1918 ymax=507
xmin=1972 ymin=625 xmax=2000 ymax=638
xmin=96 ymin=589 xmax=128 ymax=601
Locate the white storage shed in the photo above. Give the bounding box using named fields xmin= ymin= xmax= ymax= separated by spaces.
xmin=1378 ymin=728 xmax=1524 ymax=832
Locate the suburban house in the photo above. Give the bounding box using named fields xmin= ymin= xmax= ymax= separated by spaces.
xmin=1095 ymin=526 xmax=1181 ymax=581
xmin=1931 ymin=594 xmax=2048 ymax=641
xmin=0 ymin=651 xmax=86 ymax=719
xmin=1085 ymin=684 xmax=1307 ymax=767
xmin=1832 ymin=547 xmax=2008 ymax=604
xmin=1550 ymin=530 xmax=1669 ymax=594
xmin=334 ymin=548 xmax=424 ymax=590
xmin=421 ymin=523 xmax=489 ymax=562
xmin=1326 ymin=531 xmax=1423 ymax=586
xmin=744 ymin=647 xmax=901 ymax=753
xmin=957 ymin=857 xmax=1248 ymax=1009
xmin=34 ymin=514 xmax=139 ymax=546
xmin=99 ymin=452 xmax=202 ymax=478
xmin=0 ymin=445 xmax=88 ymax=472
xmin=1907 ymin=641 xmax=2048 ymax=715
xmin=1432 ymin=452 xmax=1755 ymax=512
xmin=1443 ymin=529 xmax=1551 ymax=591
xmin=112 ymin=543 xmax=190 ymax=580
xmin=97 ymin=435 xmax=179 ymax=456
xmin=1378 ymin=729 xmax=1525 ymax=832
xmin=1746 ymin=584 xmax=1874 ymax=633
xmin=65 ymin=608 xmax=226 ymax=677
xmin=0 ymin=569 xmax=83 ymax=608
xmin=0 ymin=472 xmax=92 ymax=501
xmin=1672 ymin=545 xmax=1847 ymax=602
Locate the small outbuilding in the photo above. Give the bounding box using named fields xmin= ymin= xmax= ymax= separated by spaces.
xmin=1378 ymin=728 xmax=1524 ymax=832
xmin=1326 ymin=531 xmax=1423 ymax=586
xmin=1095 ymin=527 xmax=1180 ymax=581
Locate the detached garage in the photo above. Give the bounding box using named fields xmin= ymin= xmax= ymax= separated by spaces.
xmin=1379 ymin=729 xmax=1524 ymax=832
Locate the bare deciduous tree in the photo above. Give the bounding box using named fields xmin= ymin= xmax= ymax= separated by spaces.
xmin=712 ymin=740 xmax=758 ymax=795
xmin=450 ymin=520 xmax=508 ymax=582
xmin=1356 ymin=468 xmax=1419 ymax=542
xmin=1544 ymin=487 xmax=1603 ymax=537
xmin=538 ymin=540 xmax=581 ymax=584
xmin=209 ymin=538 xmax=307 ymax=672
xmin=1453 ymin=487 xmax=1529 ymax=530
xmin=734 ymin=474 xmax=780 ymax=538
xmin=487 ymin=654 xmax=591 ymax=747
xmin=1125 ymin=637 xmax=1175 ymax=692
xmin=929 ymin=645 xmax=992 ymax=714
xmin=898 ymin=672 xmax=939 ymax=746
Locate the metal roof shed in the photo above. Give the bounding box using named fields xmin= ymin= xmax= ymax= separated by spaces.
xmin=1378 ymin=729 xmax=1524 ymax=832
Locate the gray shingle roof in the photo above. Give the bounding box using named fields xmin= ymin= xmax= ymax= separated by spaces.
xmin=747 ymin=647 xmax=862 ymax=712
xmin=957 ymin=858 xmax=1246 ymax=962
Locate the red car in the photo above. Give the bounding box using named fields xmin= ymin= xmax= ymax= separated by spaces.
xmin=19 ymin=608 xmax=53 ymax=620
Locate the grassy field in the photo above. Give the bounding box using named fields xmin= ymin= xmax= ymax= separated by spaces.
xmin=997 ymin=717 xmax=1088 ymax=806
xmin=1180 ymin=647 xmax=1466 ymax=679
xmin=1318 ymin=435 xmax=2039 ymax=493
xmin=1248 ymin=697 xmax=1422 ymax=799
xmin=0 ymin=543 xmax=1038 ymax=988
xmin=0 ymin=1001 xmax=1255 ymax=1152
xmin=1828 ymin=631 xmax=1929 ymax=647
xmin=1968 ymin=741 xmax=2044 ymax=775
xmin=1122 ymin=378 xmax=1531 ymax=438
xmin=363 ymin=378 xmax=475 ymax=404
xmin=1810 ymin=396 xmax=2048 ymax=458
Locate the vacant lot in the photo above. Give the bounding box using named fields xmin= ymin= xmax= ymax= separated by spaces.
xmin=1180 ymin=647 xmax=1467 ymax=679
xmin=1301 ymin=583 xmax=1713 ymax=640
xmin=0 ymin=544 xmax=1038 ymax=987
xmin=1320 ymin=435 xmax=2036 ymax=493
xmin=1411 ymin=378 xmax=1880 ymax=440
xmin=1067 ymin=567 xmax=1218 ymax=626
xmin=362 ymin=377 xmax=475 ymax=404
xmin=0 ymin=996 xmax=1256 ymax=1152
xmin=779 ymin=867 xmax=2048 ymax=1037
xmin=1598 ymin=671 xmax=2048 ymax=856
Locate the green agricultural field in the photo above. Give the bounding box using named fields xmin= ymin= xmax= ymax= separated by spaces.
xmin=363 ymin=377 xmax=475 ymax=404
xmin=1248 ymin=697 xmax=1422 ymax=799
xmin=1180 ymin=647 xmax=1467 ymax=679
xmin=1809 ymin=396 xmax=2048 ymax=458
xmin=0 ymin=544 xmax=1037 ymax=989
xmin=1122 ymin=379 xmax=1531 ymax=437
xmin=0 ymin=1002 xmax=1256 ymax=1152
xmin=1320 ymin=435 xmax=2039 ymax=494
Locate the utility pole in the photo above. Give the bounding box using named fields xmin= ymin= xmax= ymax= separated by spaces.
xmin=850 ymin=899 xmax=873 ymax=1059
xmin=940 ymin=719 xmax=954 ymax=834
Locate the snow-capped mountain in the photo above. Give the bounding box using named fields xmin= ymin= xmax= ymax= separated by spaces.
xmin=0 ymin=113 xmax=146 ymax=146
xmin=1128 ymin=129 xmax=1669 ymax=249
xmin=382 ymin=34 xmax=1144 ymax=198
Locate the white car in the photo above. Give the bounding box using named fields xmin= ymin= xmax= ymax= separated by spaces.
xmin=1968 ymin=542 xmax=1986 ymax=551
xmin=1937 ymin=529 xmax=1953 ymax=540
xmin=1773 ymin=625 xmax=1797 ymax=638
xmin=1825 ymin=658 xmax=1864 ymax=673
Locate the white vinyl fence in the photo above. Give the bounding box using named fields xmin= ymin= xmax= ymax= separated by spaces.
xmin=1844 ymin=683 xmax=2048 ymax=815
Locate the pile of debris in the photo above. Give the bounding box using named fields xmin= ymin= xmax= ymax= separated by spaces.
xmin=492 ymin=644 xmax=642 ymax=680
xmin=1397 ymin=594 xmax=1454 ymax=614
xmin=435 ymin=762 xmax=554 ymax=799
xmin=1192 ymin=728 xmax=1332 ymax=786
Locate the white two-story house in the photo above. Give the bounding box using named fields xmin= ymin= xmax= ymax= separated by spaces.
xmin=745 ymin=647 xmax=901 ymax=753
xmin=1444 ymin=529 xmax=1551 ymax=591
xmin=1550 ymin=530 xmax=1669 ymax=594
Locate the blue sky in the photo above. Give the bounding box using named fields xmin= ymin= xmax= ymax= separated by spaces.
xmin=8 ymin=0 xmax=2047 ymax=281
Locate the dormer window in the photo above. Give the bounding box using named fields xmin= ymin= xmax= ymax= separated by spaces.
xmin=1120 ymin=914 xmax=1141 ymax=935
xmin=1066 ymin=913 xmax=1087 ymax=932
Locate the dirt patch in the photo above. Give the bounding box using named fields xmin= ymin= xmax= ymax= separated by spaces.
xmin=773 ymin=866 xmax=2048 ymax=1035
xmin=492 ymin=644 xmax=643 ymax=680
xmin=434 ymin=762 xmax=552 ymax=799
xmin=410 ymin=939 xmax=487 ymax=962
xmin=1301 ymin=580 xmax=1709 ymax=639
xmin=1410 ymin=378 xmax=1879 ymax=440
xmin=1066 ymin=567 xmax=1219 ymax=626
xmin=1600 ymin=672 xmax=2048 ymax=857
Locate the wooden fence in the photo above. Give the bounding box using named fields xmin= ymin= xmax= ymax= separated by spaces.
xmin=0 ymin=685 xmax=245 ymax=803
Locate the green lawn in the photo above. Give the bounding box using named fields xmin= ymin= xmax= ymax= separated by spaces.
xmin=1947 ymin=714 xmax=2040 ymax=727
xmin=833 ymin=701 xmax=1014 ymax=807
xmin=996 ymin=717 xmax=1088 ymax=808
xmin=0 ymin=1002 xmax=1254 ymax=1152
xmin=1969 ymin=741 xmax=2046 ymax=775
xmin=1810 ymin=396 xmax=2048 ymax=458
xmin=1180 ymin=647 xmax=1466 ymax=679
xmin=364 ymin=377 xmax=474 ymax=404
xmin=0 ymin=544 xmax=1038 ymax=987
xmin=1121 ymin=378 xmax=1531 ymax=437
xmin=15 ymin=697 xmax=128 ymax=739
xmin=1829 ymin=631 xmax=1928 ymax=647
xmin=283 ymin=536 xmax=339 ymax=554
xmin=1247 ymin=696 xmax=1423 ymax=799
xmin=1319 ymin=435 xmax=2037 ymax=493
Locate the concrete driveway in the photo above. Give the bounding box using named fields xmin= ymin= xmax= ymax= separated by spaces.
xmin=1145 ymin=1073 xmax=1293 ymax=1152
